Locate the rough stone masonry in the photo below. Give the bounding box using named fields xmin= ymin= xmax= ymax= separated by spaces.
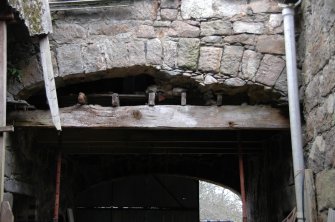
xmin=8 ymin=0 xmax=289 ymax=106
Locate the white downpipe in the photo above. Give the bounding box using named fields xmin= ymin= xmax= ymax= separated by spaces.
xmin=282 ymin=6 xmax=305 ymax=222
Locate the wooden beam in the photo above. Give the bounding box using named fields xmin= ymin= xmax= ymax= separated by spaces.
xmin=9 ymin=105 xmax=289 ymax=129
xmin=39 ymin=36 xmax=61 ymax=131
xmin=304 ymin=169 xmax=317 ymax=222
xmin=0 ymin=126 xmax=14 ymax=133
xmin=0 ymin=21 xmax=7 ymax=203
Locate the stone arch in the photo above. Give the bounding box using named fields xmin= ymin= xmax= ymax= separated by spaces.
xmin=10 ymin=65 xmax=286 ymax=108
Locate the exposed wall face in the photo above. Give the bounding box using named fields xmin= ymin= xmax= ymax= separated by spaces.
xmin=300 ymin=0 xmax=335 ymax=220
xmin=8 ymin=0 xmax=290 ymax=105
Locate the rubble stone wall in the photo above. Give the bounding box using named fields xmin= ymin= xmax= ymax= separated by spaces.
xmin=8 ymin=0 xmax=289 ymax=105
xmin=299 ymin=0 xmax=335 ymax=220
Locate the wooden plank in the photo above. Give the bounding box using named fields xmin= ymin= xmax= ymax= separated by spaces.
xmin=0 ymin=126 xmax=14 ymax=133
xmin=327 ymin=208 xmax=335 ymax=222
xmin=0 ymin=21 xmax=7 ymax=203
xmin=9 ymin=105 xmax=290 ymax=129
xmin=67 ymin=208 xmax=75 ymax=222
xmin=0 ymin=201 xmax=14 ymax=222
xmin=304 ymin=169 xmax=317 ymax=222
xmin=39 ymin=36 xmax=61 ymax=131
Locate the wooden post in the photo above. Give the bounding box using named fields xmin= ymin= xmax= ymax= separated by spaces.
xmin=304 ymin=169 xmax=317 ymax=222
xmin=111 ymin=93 xmax=120 ymax=107
xmin=216 ymin=94 xmax=223 ymax=106
xmin=148 ymin=92 xmax=155 ymax=106
xmin=239 ymin=144 xmax=247 ymax=222
xmin=0 ymin=20 xmax=7 ymax=203
xmin=181 ymin=92 xmax=186 ymax=106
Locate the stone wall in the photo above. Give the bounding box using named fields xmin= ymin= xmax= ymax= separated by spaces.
xmin=8 ymin=0 xmax=289 ymax=106
xmin=299 ymin=0 xmax=335 ymax=220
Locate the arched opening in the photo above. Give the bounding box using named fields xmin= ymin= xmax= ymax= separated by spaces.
xmin=199 ymin=180 xmax=242 ymax=222
xmin=71 ymin=175 xmax=242 ymax=222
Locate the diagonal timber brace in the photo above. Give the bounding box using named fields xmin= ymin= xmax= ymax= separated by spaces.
xmin=39 ymin=35 xmax=62 ymax=131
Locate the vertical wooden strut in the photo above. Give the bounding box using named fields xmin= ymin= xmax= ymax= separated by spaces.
xmin=0 ymin=20 xmax=7 ymax=203
xmin=53 ymin=151 xmax=62 ymax=222
xmin=239 ymin=142 xmax=247 ymax=222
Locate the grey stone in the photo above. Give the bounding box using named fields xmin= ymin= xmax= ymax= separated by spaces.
xmin=163 ymin=40 xmax=178 ymax=68
xmin=200 ymin=20 xmax=232 ymax=36
xmin=91 ymin=22 xmax=132 ymax=36
xmin=204 ymin=75 xmax=218 ymax=85
xmin=181 ymin=0 xmax=214 ymax=19
xmin=136 ymin=25 xmax=156 ymax=38
xmin=153 ymin=21 xmax=171 ymax=27
xmin=128 ymin=41 xmax=146 ymax=66
xmin=181 ymin=0 xmax=246 ymax=19
xmin=241 ymin=50 xmax=262 ymax=80
xmin=198 ymin=47 xmax=223 ymax=73
xmin=192 ymin=74 xmax=204 ymax=81
xmin=19 ymin=56 xmax=43 ymax=88
xmin=248 ymin=0 xmax=281 ymax=13
xmin=319 ymin=57 xmax=335 ymax=97
xmin=3 ymin=193 xmax=13 ymax=208
xmin=267 ymin=14 xmax=283 ymax=34
xmin=224 ymin=34 xmax=256 ymax=45
xmin=233 ymin=21 xmax=265 ymax=34
xmin=161 ymin=9 xmax=178 ymax=20
xmin=255 ymin=54 xmax=285 ymax=86
xmin=161 ymin=0 xmax=179 ymax=9
xmin=224 ymin=78 xmax=246 ymax=87
xmin=274 ymin=71 xmax=288 ymax=93
xmin=146 ymin=39 xmax=162 ymax=65
xmin=316 ymin=169 xmax=335 ymax=211
xmin=177 ymin=38 xmax=200 ymax=70
xmin=170 ymin=21 xmax=200 ymax=37
xmin=308 ymin=135 xmax=326 ymax=172
xmin=82 ymin=40 xmax=108 ymax=73
xmin=56 ymin=44 xmax=83 ymax=76
xmin=4 ymin=178 xmax=33 ymax=196
xmin=304 ymin=75 xmax=320 ymax=112
xmin=106 ymin=39 xmax=129 ymax=68
xmin=256 ymin=35 xmax=285 ymax=55
xmin=220 ymin=46 xmax=244 ymax=76
xmin=162 ymin=40 xmax=177 ymax=68
xmin=52 ymin=23 xmax=87 ymax=44
xmin=201 ymin=36 xmax=222 ymax=44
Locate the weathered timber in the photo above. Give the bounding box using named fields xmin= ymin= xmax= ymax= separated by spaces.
xmin=40 ymin=36 xmax=61 ymax=130
xmin=0 ymin=201 xmax=14 ymax=222
xmin=9 ymin=105 xmax=290 ymax=129
xmin=217 ymin=94 xmax=223 ymax=106
xmin=111 ymin=93 xmax=120 ymax=107
xmin=328 ymin=208 xmax=335 ymax=222
xmin=181 ymin=92 xmax=187 ymax=106
xmin=148 ymin=92 xmax=155 ymax=106
xmin=0 ymin=126 xmax=14 ymax=133
xmin=304 ymin=169 xmax=317 ymax=222
xmin=0 ymin=21 xmax=7 ymax=202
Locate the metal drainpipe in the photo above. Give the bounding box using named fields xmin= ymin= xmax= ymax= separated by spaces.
xmin=281 ymin=2 xmax=305 ymax=221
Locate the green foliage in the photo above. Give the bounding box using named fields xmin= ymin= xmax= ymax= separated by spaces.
xmin=7 ymin=62 xmax=22 ymax=82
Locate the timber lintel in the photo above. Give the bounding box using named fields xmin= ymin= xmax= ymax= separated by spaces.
xmin=9 ymin=105 xmax=290 ymax=130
